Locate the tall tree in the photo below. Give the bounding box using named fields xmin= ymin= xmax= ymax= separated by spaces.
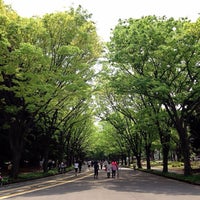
xmin=107 ymin=16 xmax=200 ymax=175
xmin=0 ymin=3 xmax=102 ymax=178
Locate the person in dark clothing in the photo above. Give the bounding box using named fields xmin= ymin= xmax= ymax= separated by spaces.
xmin=93 ymin=161 xmax=99 ymax=179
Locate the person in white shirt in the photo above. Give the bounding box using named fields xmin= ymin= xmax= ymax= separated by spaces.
xmin=74 ymin=161 xmax=79 ymax=176
xmin=106 ymin=161 xmax=111 ymax=178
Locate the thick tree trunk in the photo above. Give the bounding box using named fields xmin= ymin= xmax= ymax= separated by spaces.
xmin=12 ymin=151 xmax=22 ymax=179
xmin=180 ymin=133 xmax=191 ymax=176
xmin=135 ymin=154 xmax=142 ymax=168
xmin=145 ymin=144 xmax=151 ymax=170
xmin=162 ymin=143 xmax=169 ymax=173
xmin=165 ymin=104 xmax=192 ymax=176
xmin=176 ymin=119 xmax=191 ymax=176
xmin=160 ymin=132 xmax=170 ymax=173
xmin=124 ymin=155 xmax=127 ymax=165
xmin=43 ymin=146 xmax=50 ymax=173
xmin=127 ymin=151 xmax=131 ymax=166
xmin=9 ymin=126 xmax=24 ymax=179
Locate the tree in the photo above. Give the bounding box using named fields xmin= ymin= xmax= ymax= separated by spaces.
xmin=94 ymin=82 xmax=144 ymax=167
xmin=107 ymin=16 xmax=200 ymax=175
xmin=0 ymin=3 xmax=102 ymax=178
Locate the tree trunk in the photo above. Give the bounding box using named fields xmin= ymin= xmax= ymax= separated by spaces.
xmin=145 ymin=144 xmax=151 ymax=170
xmin=9 ymin=125 xmax=24 ymax=179
xmin=161 ymin=132 xmax=170 ymax=173
xmin=180 ymin=133 xmax=191 ymax=176
xmin=43 ymin=146 xmax=50 ymax=173
xmin=128 ymin=151 xmax=131 ymax=166
xmin=135 ymin=154 xmax=142 ymax=168
xmin=162 ymin=143 xmax=169 ymax=173
xmin=165 ymin=103 xmax=192 ymax=176
xmin=176 ymin=119 xmax=191 ymax=176
xmin=12 ymin=151 xmax=22 ymax=179
xmin=124 ymin=154 xmax=127 ymax=165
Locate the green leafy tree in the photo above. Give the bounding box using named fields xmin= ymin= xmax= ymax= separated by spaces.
xmin=0 ymin=2 xmax=102 ymax=178
xmin=107 ymin=16 xmax=200 ymax=175
xmin=88 ymin=121 xmax=126 ymax=161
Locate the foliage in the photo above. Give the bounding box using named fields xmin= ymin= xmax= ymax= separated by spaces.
xmin=0 ymin=1 xmax=102 ymax=178
xmin=106 ymin=15 xmax=200 ymax=175
xmin=86 ymin=121 xmax=123 ymax=160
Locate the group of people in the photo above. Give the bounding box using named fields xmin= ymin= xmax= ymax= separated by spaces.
xmin=74 ymin=159 xmax=119 ymax=179
xmin=86 ymin=160 xmax=119 ymax=179
xmin=58 ymin=162 xmax=67 ymax=173
xmin=104 ymin=160 xmax=119 ymax=178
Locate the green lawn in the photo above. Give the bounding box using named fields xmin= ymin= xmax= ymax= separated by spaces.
xmin=1 ymin=166 xmax=74 ymax=186
xmin=139 ymin=160 xmax=200 ymax=185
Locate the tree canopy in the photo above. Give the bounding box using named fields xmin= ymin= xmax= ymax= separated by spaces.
xmin=0 ymin=0 xmax=200 ymax=178
xmin=106 ymin=15 xmax=200 ymax=175
xmin=0 ymin=0 xmax=102 ymax=178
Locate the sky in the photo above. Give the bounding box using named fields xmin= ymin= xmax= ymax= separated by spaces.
xmin=3 ymin=0 xmax=200 ymax=41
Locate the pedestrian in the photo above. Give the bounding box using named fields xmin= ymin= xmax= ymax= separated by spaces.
xmin=100 ymin=160 xmax=103 ymax=170
xmin=8 ymin=162 xmax=12 ymax=177
xmin=106 ymin=161 xmax=111 ymax=178
xmin=74 ymin=161 xmax=79 ymax=176
xmin=39 ymin=159 xmax=44 ymax=170
xmin=103 ymin=160 xmax=108 ymax=170
xmin=111 ymin=161 xmax=117 ymax=178
xmin=78 ymin=160 xmax=82 ymax=173
xmin=60 ymin=162 xmax=65 ymax=173
xmin=87 ymin=160 xmax=91 ymax=170
xmin=93 ymin=161 xmax=99 ymax=179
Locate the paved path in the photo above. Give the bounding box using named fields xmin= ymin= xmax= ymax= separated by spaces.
xmin=0 ymin=167 xmax=92 ymax=199
xmin=0 ymin=167 xmax=199 ymax=200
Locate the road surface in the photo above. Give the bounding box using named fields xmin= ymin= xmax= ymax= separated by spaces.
xmin=0 ymin=167 xmax=199 ymax=200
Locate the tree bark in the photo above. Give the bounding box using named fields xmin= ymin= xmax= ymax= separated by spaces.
xmin=162 ymin=142 xmax=169 ymax=173
xmin=160 ymin=131 xmax=170 ymax=173
xmin=135 ymin=154 xmax=142 ymax=168
xmin=145 ymin=144 xmax=151 ymax=170
xmin=175 ymin=119 xmax=191 ymax=176
xmin=9 ymin=127 xmax=24 ymax=179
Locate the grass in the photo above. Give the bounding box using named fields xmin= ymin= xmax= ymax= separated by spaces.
xmin=140 ymin=168 xmax=200 ymax=185
xmin=1 ymin=166 xmax=74 ymax=186
xmin=168 ymin=161 xmax=184 ymax=168
xmin=138 ymin=160 xmax=200 ymax=185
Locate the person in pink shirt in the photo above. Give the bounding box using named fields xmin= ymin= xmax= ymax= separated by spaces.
xmin=111 ymin=161 xmax=118 ymax=178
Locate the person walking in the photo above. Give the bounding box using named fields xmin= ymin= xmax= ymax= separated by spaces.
xmin=74 ymin=161 xmax=79 ymax=176
xmin=100 ymin=160 xmax=103 ymax=170
xmin=93 ymin=161 xmax=99 ymax=179
xmin=87 ymin=160 xmax=91 ymax=171
xmin=106 ymin=161 xmax=111 ymax=178
xmin=111 ymin=161 xmax=117 ymax=178
xmin=78 ymin=160 xmax=82 ymax=173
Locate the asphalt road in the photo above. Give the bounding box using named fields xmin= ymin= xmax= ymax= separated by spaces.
xmin=0 ymin=167 xmax=200 ymax=200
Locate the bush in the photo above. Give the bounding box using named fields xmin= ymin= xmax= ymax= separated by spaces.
xmin=1 ymin=177 xmax=9 ymax=186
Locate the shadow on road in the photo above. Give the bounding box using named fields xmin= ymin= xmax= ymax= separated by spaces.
xmin=10 ymin=167 xmax=200 ymax=199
